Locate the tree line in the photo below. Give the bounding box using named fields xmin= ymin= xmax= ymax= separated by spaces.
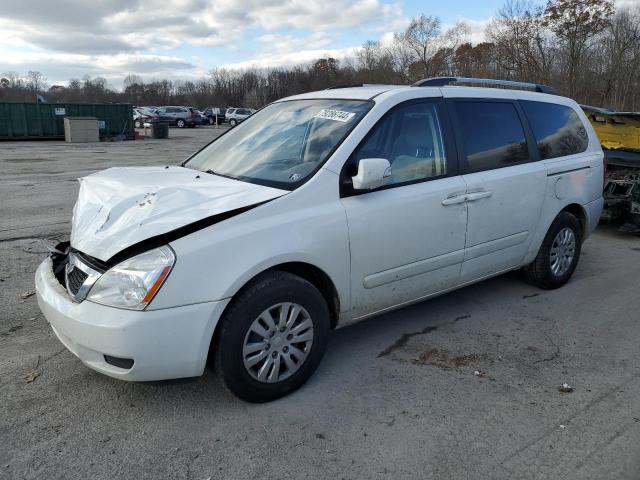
xmin=1 ymin=0 xmax=639 ymax=111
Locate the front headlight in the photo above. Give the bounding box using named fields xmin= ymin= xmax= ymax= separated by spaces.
xmin=86 ymin=246 xmax=175 ymax=310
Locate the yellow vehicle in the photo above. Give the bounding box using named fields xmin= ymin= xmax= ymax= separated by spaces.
xmin=581 ymin=105 xmax=640 ymax=227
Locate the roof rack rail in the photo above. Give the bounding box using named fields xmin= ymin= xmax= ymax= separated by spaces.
xmin=412 ymin=77 xmax=558 ymax=95
xmin=326 ymin=84 xmax=364 ymax=90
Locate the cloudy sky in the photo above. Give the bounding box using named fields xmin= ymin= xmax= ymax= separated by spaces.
xmin=0 ymin=0 xmax=626 ymax=88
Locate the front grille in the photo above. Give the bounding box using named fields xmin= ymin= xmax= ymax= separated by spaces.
xmin=66 ymin=266 xmax=88 ymax=295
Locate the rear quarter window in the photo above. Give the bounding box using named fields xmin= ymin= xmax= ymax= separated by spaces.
xmin=521 ymin=101 xmax=589 ymax=159
xmin=454 ymin=101 xmax=529 ymax=172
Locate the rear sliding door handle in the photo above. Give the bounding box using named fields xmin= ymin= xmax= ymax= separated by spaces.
xmin=442 ymin=194 xmax=467 ymax=206
xmin=465 ymin=191 xmax=492 ymax=202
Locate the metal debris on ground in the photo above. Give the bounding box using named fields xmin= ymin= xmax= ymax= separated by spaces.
xmin=19 ymin=291 xmax=35 ymax=299
xmin=559 ymin=424 xmax=567 ymax=430
xmin=558 ymin=382 xmax=574 ymax=394
xmin=473 ymin=370 xmax=494 ymax=380
xmin=23 ymin=371 xmax=40 ymax=383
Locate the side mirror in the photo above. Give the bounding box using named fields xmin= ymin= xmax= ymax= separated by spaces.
xmin=351 ymin=158 xmax=391 ymax=190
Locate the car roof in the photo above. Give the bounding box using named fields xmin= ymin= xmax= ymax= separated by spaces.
xmin=276 ymin=84 xmax=572 ymax=105
xmin=279 ymin=85 xmax=407 ymax=102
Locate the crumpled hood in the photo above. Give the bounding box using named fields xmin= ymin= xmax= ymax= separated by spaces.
xmin=70 ymin=166 xmax=287 ymax=261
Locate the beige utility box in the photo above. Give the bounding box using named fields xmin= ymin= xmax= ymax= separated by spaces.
xmin=64 ymin=117 xmax=99 ymax=143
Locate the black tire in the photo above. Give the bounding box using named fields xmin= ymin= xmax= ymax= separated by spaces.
xmin=211 ymin=271 xmax=330 ymax=403
xmin=177 ymin=119 xmax=185 ymax=128
xmin=525 ymin=211 xmax=582 ymax=289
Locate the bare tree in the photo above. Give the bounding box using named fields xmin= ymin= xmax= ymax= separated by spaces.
xmin=394 ymin=15 xmax=442 ymax=79
xmin=25 ymin=71 xmax=47 ymax=93
xmin=486 ymin=0 xmax=553 ymax=83
xmin=544 ymin=0 xmax=614 ymax=97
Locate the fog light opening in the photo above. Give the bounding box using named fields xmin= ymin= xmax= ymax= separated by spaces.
xmin=103 ymin=355 xmax=134 ymax=370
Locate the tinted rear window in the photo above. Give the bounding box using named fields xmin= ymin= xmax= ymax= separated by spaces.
xmin=454 ymin=101 xmax=529 ymax=172
xmin=521 ymin=101 xmax=589 ymax=159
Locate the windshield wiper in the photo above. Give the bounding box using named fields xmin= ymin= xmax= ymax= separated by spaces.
xmin=204 ymin=169 xmax=244 ymax=182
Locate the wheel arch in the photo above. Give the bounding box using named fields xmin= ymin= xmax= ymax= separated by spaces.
xmin=236 ymin=262 xmax=340 ymax=329
xmin=523 ymin=201 xmax=589 ymax=265
xmin=560 ymin=203 xmax=587 ymax=238
xmin=207 ymin=261 xmax=341 ymax=368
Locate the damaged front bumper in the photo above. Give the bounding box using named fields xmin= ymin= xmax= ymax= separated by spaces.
xmin=35 ymin=256 xmax=229 ymax=381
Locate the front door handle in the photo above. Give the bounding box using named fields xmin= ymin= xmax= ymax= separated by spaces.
xmin=442 ymin=194 xmax=467 ymax=206
xmin=466 ymin=191 xmax=492 ymax=202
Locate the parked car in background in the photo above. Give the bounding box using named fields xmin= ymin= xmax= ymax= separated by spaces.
xmin=135 ymin=106 xmax=158 ymax=115
xmin=191 ymin=108 xmax=209 ymax=126
xmin=204 ymin=107 xmax=227 ymax=125
xmin=225 ymin=107 xmax=256 ymax=126
xmin=133 ymin=107 xmax=159 ymax=128
xmin=155 ymin=106 xmax=199 ymax=128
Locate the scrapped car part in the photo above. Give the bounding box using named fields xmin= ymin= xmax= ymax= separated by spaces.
xmin=582 ymin=105 xmax=640 ymax=229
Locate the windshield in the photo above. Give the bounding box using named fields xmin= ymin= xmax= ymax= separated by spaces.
xmin=185 ymin=99 xmax=372 ymax=189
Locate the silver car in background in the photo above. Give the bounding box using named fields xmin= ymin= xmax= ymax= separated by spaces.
xmin=225 ymin=107 xmax=256 ymax=127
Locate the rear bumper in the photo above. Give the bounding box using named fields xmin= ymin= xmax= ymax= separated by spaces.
xmin=35 ymin=257 xmax=229 ymax=381
xmin=584 ymin=197 xmax=604 ymax=238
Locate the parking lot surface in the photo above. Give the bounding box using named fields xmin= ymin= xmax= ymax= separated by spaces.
xmin=1 ymin=127 xmax=640 ymax=480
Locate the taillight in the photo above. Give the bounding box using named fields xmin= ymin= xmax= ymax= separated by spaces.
xmin=603 ymin=155 xmax=608 ymax=190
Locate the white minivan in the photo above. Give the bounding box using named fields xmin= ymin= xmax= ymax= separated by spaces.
xmin=36 ymin=78 xmax=605 ymax=402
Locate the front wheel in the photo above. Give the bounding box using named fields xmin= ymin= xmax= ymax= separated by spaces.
xmin=525 ymin=211 xmax=582 ymax=289
xmin=212 ymin=271 xmax=330 ymax=402
xmin=176 ymin=119 xmax=185 ymax=128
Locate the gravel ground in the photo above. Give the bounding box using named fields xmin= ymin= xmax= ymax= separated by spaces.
xmin=1 ymin=126 xmax=640 ymax=480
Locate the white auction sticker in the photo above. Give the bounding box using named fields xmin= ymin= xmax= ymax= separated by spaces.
xmin=314 ymin=109 xmax=355 ymax=122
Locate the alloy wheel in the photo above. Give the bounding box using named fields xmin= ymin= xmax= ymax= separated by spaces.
xmin=549 ymin=227 xmax=576 ymax=277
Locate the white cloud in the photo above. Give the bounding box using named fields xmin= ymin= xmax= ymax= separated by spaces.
xmin=0 ymin=0 xmax=403 ymax=85
xmin=0 ymin=0 xmax=401 ymax=55
xmin=248 ymin=0 xmax=401 ymax=30
xmin=0 ymin=43 xmax=195 ymax=85
xmin=222 ymin=46 xmax=360 ymax=70
xmin=257 ymin=32 xmax=334 ymax=54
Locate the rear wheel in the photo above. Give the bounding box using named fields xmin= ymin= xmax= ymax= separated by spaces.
xmin=525 ymin=211 xmax=582 ymax=289
xmin=212 ymin=271 xmax=330 ymax=403
xmin=229 ymin=118 xmax=237 ymax=127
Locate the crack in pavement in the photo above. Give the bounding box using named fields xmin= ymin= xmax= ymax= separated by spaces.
xmin=377 ymin=315 xmax=471 ymax=358
xmin=500 ymin=370 xmax=640 ymax=465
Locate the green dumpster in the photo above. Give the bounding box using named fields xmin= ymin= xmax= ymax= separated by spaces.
xmin=0 ymin=102 xmax=134 ymax=140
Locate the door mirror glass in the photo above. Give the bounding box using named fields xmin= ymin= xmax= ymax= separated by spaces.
xmin=351 ymin=158 xmax=391 ymax=190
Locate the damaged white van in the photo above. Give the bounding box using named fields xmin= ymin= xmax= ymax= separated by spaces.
xmin=36 ymin=77 xmax=605 ymax=402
